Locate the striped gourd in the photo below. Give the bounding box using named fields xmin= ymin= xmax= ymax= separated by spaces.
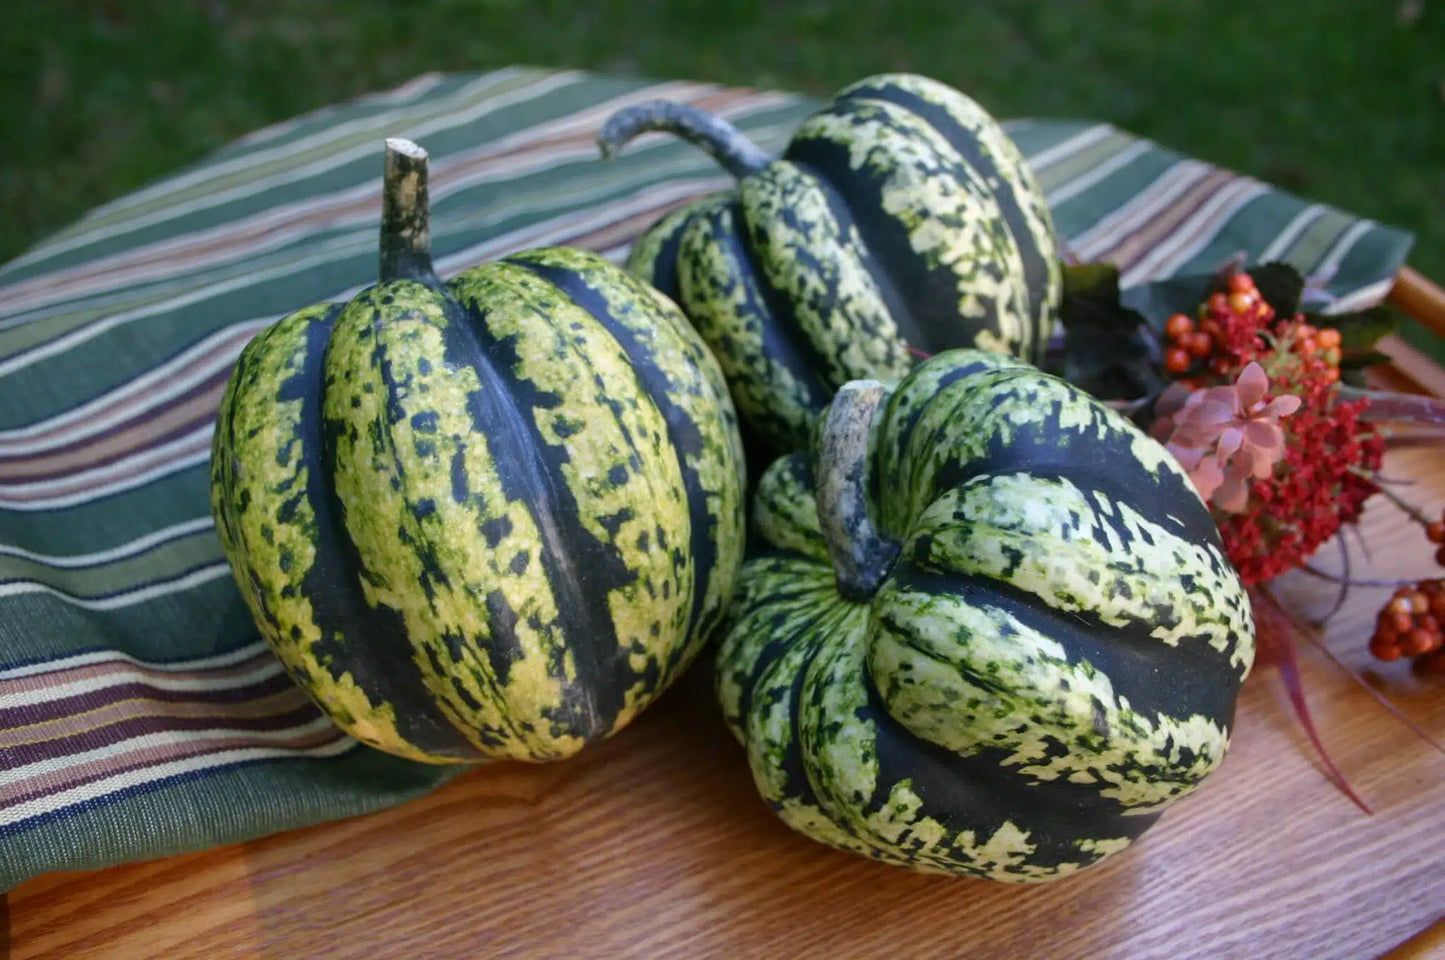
xmin=599 ymin=73 xmax=1063 ymax=456
xmin=210 ymin=139 xmax=746 ymax=764
xmin=716 ymin=349 xmax=1255 ymax=881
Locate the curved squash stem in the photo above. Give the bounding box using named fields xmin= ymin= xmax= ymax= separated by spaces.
xmin=380 ymin=137 xmax=441 ymax=287
xmin=815 ymin=381 xmax=899 ymax=601
xmin=596 ymin=100 xmax=773 ymax=179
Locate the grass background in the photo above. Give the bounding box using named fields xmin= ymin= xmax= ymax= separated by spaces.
xmin=3 ymin=1 xmax=1442 ymax=348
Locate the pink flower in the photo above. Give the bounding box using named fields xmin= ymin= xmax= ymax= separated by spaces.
xmin=1152 ymin=362 xmax=1302 ymax=512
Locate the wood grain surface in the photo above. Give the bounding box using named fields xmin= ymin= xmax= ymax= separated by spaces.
xmin=4 ymin=450 xmax=1443 ymax=960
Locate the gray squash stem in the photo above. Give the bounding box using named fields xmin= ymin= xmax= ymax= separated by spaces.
xmin=379 ymin=137 xmax=440 ymax=287
xmin=816 ymin=380 xmax=899 ymax=600
xmin=597 ymin=100 xmax=773 ymax=179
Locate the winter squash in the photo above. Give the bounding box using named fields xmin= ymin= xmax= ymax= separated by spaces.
xmin=715 ymin=349 xmax=1255 ymax=880
xmin=599 ymin=73 xmax=1062 ymax=455
xmin=210 ymin=139 xmax=746 ymax=764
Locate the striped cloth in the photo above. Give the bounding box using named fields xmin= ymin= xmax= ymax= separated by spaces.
xmin=0 ymin=67 xmax=1414 ymax=891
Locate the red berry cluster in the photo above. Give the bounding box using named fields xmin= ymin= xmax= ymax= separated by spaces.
xmin=1157 ymin=271 xmax=1385 ymax=586
xmin=1371 ymin=511 xmax=1445 ymax=672
xmin=1162 ymin=274 xmax=1343 ymax=385
xmin=1370 ymin=581 xmax=1445 ymax=672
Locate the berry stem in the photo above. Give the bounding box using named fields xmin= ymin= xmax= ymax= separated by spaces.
xmin=1350 ymin=466 xmax=1433 ymax=526
xmin=1299 ymin=564 xmax=1419 ymax=589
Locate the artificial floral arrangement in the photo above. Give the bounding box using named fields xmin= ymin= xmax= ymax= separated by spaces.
xmin=210 ymin=70 xmax=1436 ymax=886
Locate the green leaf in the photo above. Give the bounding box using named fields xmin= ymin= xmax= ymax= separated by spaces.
xmin=1248 ymin=262 xmax=1306 ymax=316
xmin=1118 ymin=273 xmax=1215 ymax=335
xmin=1059 ymin=261 xmax=1166 ymax=400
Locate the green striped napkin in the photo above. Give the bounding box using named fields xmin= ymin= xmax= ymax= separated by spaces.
xmin=0 ymin=67 xmax=1414 ymax=892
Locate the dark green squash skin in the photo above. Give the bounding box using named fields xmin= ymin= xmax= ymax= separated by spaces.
xmin=716 ymin=349 xmax=1255 ymax=881
xmin=621 ymin=74 xmax=1063 ymax=456
xmin=210 ymin=246 xmax=746 ymax=764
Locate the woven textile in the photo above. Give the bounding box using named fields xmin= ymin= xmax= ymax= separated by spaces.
xmin=0 ymin=67 xmax=1414 ymax=890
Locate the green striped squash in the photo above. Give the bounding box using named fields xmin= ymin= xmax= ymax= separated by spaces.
xmin=599 ymin=73 xmax=1063 ymax=456
xmin=210 ymin=139 xmax=746 ymax=764
xmin=716 ymin=349 xmax=1255 ymax=881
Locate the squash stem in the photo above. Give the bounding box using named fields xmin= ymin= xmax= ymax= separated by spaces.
xmin=597 ymin=100 xmax=772 ymax=179
xmin=379 ymin=137 xmax=441 ymax=287
xmin=816 ymin=381 xmax=899 ymax=601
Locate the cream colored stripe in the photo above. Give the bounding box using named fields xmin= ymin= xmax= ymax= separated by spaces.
xmin=0 ymin=426 xmax=212 ymax=512
xmin=0 ymin=516 xmax=213 ymax=570
xmin=0 ymin=645 xmax=280 ymax=710
xmin=1068 ymin=161 xmax=1212 ymax=260
xmin=0 ymin=563 xmax=233 ymax=614
xmin=0 ymin=735 xmax=357 ymax=828
xmin=1120 ymin=180 xmax=1270 ymax=286
xmin=0 ymin=641 xmax=267 ymax=682
xmin=11 ymin=74 xmax=704 ymax=271
xmin=1258 ymin=204 xmax=1328 ymax=263
xmin=0 ymin=84 xmax=784 ymax=317
xmin=12 ymin=68 xmax=568 ymax=260
xmin=228 ymin=72 xmax=448 ymax=151
xmin=0 ymin=322 xmax=263 ymax=453
xmin=1045 ymin=141 xmax=1153 ymax=208
xmin=1311 ymin=219 xmax=1380 ymax=278
xmin=1022 ymin=124 xmax=1117 ymax=172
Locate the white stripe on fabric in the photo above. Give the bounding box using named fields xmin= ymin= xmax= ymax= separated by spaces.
xmin=9 ymin=68 xmax=562 ymax=262
xmin=1023 ymin=124 xmax=1117 ymax=172
xmin=0 ymin=563 xmax=233 ymax=617
xmin=0 ymin=737 xmax=357 ymax=830
xmin=1068 ymin=162 xmax=1212 ymax=260
xmin=1120 ymin=180 xmax=1271 ymax=286
xmin=0 ymin=323 xmax=264 ymax=451
xmin=1045 ymin=141 xmax=1153 ymax=208
xmin=0 ymin=642 xmax=280 ymax=710
xmin=10 ymin=73 xmax=705 ymax=272
xmin=1258 ymin=204 xmax=1328 ymax=263
xmin=0 ymin=641 xmax=268 ymax=682
xmin=0 ymin=516 xmax=214 ymax=570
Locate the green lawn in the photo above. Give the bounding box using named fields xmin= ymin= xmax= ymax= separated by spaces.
xmin=4 ymin=1 xmax=1442 ymax=347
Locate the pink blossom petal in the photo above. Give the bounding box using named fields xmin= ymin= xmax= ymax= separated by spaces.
xmin=1154 ymin=382 xmax=1195 ymax=419
xmin=1243 ymin=419 xmax=1283 ymax=451
xmin=1250 ymin=447 xmax=1280 ymax=478
xmin=1214 ymin=467 xmax=1252 ymax=513
xmin=1166 ymin=441 xmax=1207 ymax=471
xmin=1236 ymin=361 xmax=1269 ymax=408
xmin=1182 ymin=400 xmax=1239 ymax=427
xmin=1266 ymin=394 xmax=1302 ymax=419
xmin=1189 ymin=457 xmax=1225 ymax=501
xmin=1216 ymin=425 xmax=1244 ymax=460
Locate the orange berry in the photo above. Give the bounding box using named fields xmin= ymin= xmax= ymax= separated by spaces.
xmin=1323 ymin=367 xmax=1340 ymax=383
xmin=1227 ymin=292 xmax=1256 ymax=313
xmin=1165 ymin=313 xmax=1195 ymax=341
xmin=1410 ymin=592 xmax=1431 ymax=615
xmin=1370 ymin=635 xmax=1401 ymax=661
xmin=1403 ymin=629 xmax=1437 ymax=657
xmin=1392 ymin=610 xmax=1414 ymax=634
xmin=1297 ymin=323 xmax=1317 ymax=338
xmin=1227 ymin=273 xmax=1256 ymax=294
xmin=1200 ymin=318 xmax=1223 ymax=339
xmin=1186 ymin=331 xmax=1213 ymax=357
xmin=1426 ymin=522 xmax=1445 ymax=544
xmin=1164 ymin=347 xmax=1192 ymax=374
xmin=1317 ymin=328 xmax=1342 ymax=349
xmin=1208 ymin=292 xmax=1230 ymax=316
xmin=1297 ymin=337 xmax=1318 ymax=356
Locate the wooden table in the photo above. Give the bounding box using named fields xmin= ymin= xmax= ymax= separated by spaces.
xmin=5 ymin=291 xmax=1445 ymax=960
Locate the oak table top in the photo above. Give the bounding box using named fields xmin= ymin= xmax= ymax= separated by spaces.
xmin=4 ymin=449 xmax=1443 ymax=960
